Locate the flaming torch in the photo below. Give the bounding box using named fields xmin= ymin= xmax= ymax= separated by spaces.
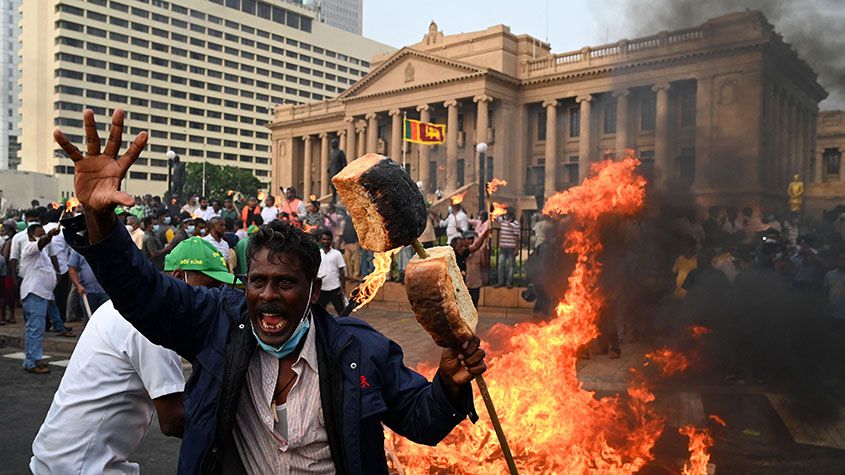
xmin=332 ymin=153 xmax=518 ymax=473
xmin=350 ymin=248 xmax=400 ymax=311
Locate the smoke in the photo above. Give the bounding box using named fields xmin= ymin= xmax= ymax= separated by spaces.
xmin=591 ymin=0 xmax=845 ymax=109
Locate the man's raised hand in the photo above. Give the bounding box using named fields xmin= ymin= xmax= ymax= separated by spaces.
xmin=53 ymin=109 xmax=147 ymax=215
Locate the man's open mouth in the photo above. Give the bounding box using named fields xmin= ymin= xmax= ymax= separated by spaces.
xmin=258 ymin=313 xmax=288 ymax=334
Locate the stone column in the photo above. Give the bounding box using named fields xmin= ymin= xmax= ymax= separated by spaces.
xmin=344 ymin=117 xmax=356 ymax=160
xmin=693 ymin=75 xmax=713 ymax=190
xmin=444 ymin=99 xmax=459 ymax=192
xmin=543 ymin=99 xmax=558 ymax=197
xmin=319 ymin=133 xmax=330 ymax=198
xmin=613 ymin=89 xmax=629 ymax=158
xmin=811 ymin=110 xmax=821 ymax=184
xmin=778 ymin=92 xmax=788 ymax=188
xmin=788 ymin=99 xmax=798 ymax=178
xmin=576 ymin=94 xmax=593 ymax=182
xmin=356 ymin=121 xmax=366 ymax=158
xmin=653 ymin=81 xmax=671 ymax=188
xmin=417 ymin=104 xmax=431 ymax=192
xmin=389 ymin=109 xmax=402 ymax=164
xmin=302 ymin=135 xmax=313 ymax=200
xmin=338 ymin=129 xmax=347 ymax=154
xmin=366 ymin=113 xmax=378 ymax=153
xmin=473 ymin=95 xmax=491 ymax=183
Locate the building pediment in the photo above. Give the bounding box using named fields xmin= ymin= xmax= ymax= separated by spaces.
xmin=337 ymin=48 xmax=487 ymax=100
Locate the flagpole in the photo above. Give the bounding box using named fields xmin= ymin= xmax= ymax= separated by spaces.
xmin=402 ymin=111 xmax=407 ymax=170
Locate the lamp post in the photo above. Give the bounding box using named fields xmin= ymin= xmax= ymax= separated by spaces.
xmin=476 ymin=142 xmax=488 ymax=213
xmin=166 ymin=149 xmax=176 ymax=198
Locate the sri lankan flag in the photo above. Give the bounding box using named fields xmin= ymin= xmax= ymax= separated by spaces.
xmin=403 ymin=118 xmax=446 ymax=144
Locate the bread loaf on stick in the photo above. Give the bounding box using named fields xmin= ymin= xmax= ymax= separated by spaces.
xmin=405 ymin=246 xmax=478 ymax=348
xmin=332 ymin=153 xmax=427 ymax=252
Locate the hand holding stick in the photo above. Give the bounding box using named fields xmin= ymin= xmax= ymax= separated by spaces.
xmin=410 ymin=239 xmax=518 ymax=475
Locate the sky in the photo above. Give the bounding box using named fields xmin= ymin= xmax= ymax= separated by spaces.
xmin=363 ymin=0 xmax=616 ymax=55
xmin=362 ymin=0 xmax=844 ymax=109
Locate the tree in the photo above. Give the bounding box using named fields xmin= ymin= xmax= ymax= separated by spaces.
xmin=184 ymin=162 xmax=265 ymax=200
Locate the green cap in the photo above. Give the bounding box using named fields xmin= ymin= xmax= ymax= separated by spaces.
xmin=16 ymin=221 xmax=25 ymax=232
xmin=247 ymin=224 xmax=259 ymax=234
xmin=114 ymin=206 xmax=126 ymax=215
xmin=164 ymin=237 xmax=237 ymax=285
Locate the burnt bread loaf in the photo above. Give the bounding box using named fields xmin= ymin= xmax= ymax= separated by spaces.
xmin=405 ymin=246 xmax=478 ymax=348
xmin=332 ymin=153 xmax=427 ymax=252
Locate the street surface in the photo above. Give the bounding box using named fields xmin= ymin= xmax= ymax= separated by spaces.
xmin=1 ymin=307 xmax=844 ymax=474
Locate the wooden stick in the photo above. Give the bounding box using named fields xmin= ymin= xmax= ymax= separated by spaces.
xmin=411 ymin=238 xmax=519 ymax=474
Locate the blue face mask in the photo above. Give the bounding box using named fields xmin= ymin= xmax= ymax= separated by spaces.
xmin=153 ymin=224 xmax=161 ymax=232
xmin=186 ymin=225 xmax=195 ymax=235
xmin=253 ymin=281 xmax=313 ymax=359
xmin=163 ymin=217 xmax=171 ymax=225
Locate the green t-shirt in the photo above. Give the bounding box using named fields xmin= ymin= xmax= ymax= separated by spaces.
xmin=236 ymin=235 xmax=250 ymax=275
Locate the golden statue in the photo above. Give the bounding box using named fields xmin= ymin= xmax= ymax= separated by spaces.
xmin=787 ymin=174 xmax=804 ymax=213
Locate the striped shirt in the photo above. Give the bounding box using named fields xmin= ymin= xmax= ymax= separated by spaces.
xmin=498 ymin=220 xmax=520 ymax=249
xmin=233 ymin=320 xmax=334 ymax=474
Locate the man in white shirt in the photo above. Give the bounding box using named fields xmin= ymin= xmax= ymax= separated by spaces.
xmin=44 ymin=211 xmax=72 ymax=323
xmin=30 ymin=237 xmax=238 ymax=474
xmin=260 ymin=195 xmax=279 ymax=224
xmin=316 ymin=230 xmax=346 ymax=314
xmin=440 ymin=199 xmax=468 ymax=245
xmin=203 ymin=217 xmax=231 ymax=267
xmin=9 ymin=213 xmax=42 ymax=279
xmin=20 ymin=224 xmax=74 ymax=374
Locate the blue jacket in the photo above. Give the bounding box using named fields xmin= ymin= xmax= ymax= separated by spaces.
xmin=64 ymin=216 xmax=477 ymax=474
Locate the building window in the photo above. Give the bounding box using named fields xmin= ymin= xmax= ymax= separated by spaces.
xmin=824 ymin=148 xmax=841 ymax=177
xmin=563 ymin=155 xmax=579 ymax=187
xmin=537 ymin=109 xmax=547 ymax=141
xmin=680 ymin=91 xmax=696 ymax=127
xmin=641 ymin=94 xmax=656 ymax=131
xmin=604 ymin=100 xmax=617 ymax=134
xmin=569 ymin=108 xmax=580 ymax=137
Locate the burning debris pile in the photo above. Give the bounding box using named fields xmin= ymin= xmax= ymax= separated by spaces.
xmin=391 ymin=158 xmax=716 ymax=473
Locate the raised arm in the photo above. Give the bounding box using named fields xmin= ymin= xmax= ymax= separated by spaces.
xmin=55 ymin=109 xmax=233 ymax=360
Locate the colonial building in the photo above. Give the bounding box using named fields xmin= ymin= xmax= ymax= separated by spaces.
xmin=268 ymin=11 xmax=827 ymax=213
xmin=807 ymin=111 xmax=845 ymax=215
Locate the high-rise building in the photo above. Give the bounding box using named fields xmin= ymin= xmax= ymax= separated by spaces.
xmin=19 ymin=0 xmax=393 ymax=196
xmin=0 ymin=0 xmax=21 ymax=170
xmin=317 ymin=0 xmax=362 ymax=35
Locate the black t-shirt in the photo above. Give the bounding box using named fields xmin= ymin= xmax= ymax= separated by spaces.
xmin=342 ymin=214 xmax=358 ymax=244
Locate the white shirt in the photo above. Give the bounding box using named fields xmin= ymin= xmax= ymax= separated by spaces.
xmin=10 ymin=229 xmax=30 ymax=269
xmin=440 ymin=209 xmax=468 ymax=244
xmin=44 ymin=222 xmax=70 ymax=274
xmin=203 ymin=234 xmax=230 ymax=257
xmin=19 ymin=239 xmax=57 ymax=300
xmin=318 ymin=248 xmax=345 ymax=291
xmin=260 ymin=206 xmax=279 ymax=224
xmin=233 ymin=320 xmax=333 ymax=474
xmin=31 ymin=301 xmax=185 ymax=475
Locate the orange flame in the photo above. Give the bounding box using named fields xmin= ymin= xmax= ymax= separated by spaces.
xmin=66 ymin=197 xmax=80 ymax=212
xmin=450 ymin=191 xmax=466 ymax=205
xmin=490 ymin=202 xmax=508 ymax=218
xmin=689 ymin=326 xmax=712 ymax=339
xmin=352 ymin=248 xmax=399 ymax=311
xmin=393 ymin=158 xmax=667 ymax=472
xmin=486 ymin=178 xmax=508 ymax=196
xmin=644 ymin=347 xmax=690 ymax=377
xmin=679 ymin=425 xmax=715 ymax=475
xmin=708 ymin=414 xmax=726 ymax=427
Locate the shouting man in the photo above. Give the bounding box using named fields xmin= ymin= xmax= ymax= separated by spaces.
xmin=55 ymin=109 xmax=487 ymax=474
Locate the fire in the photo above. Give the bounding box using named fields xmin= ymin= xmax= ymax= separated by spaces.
xmin=491 ymin=202 xmax=508 ymax=218
xmin=644 ymin=347 xmax=689 ymax=377
xmin=352 ymin=247 xmax=400 ymax=311
xmin=393 ymin=158 xmax=672 ymax=472
xmin=679 ymin=424 xmax=717 ymax=475
xmin=66 ymin=196 xmax=80 ymax=212
xmin=486 ymin=178 xmax=508 ymax=195
xmin=450 ymin=192 xmax=466 ymax=205
xmin=688 ymin=326 xmax=712 ymax=339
